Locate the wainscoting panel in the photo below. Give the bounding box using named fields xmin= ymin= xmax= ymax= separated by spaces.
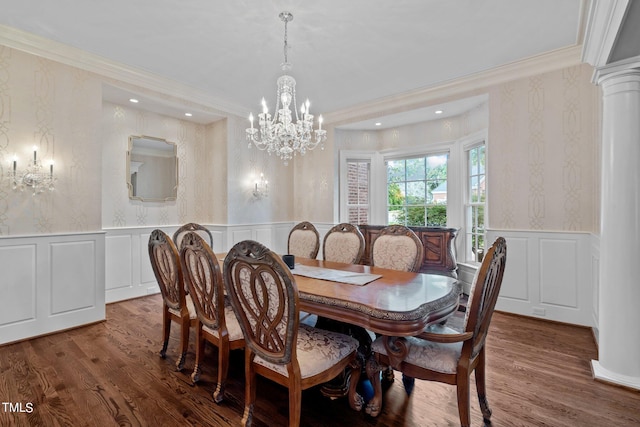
xmin=0 ymin=245 xmax=36 ymax=326
xmin=50 ymin=241 xmax=97 ymax=315
xmin=490 ymin=229 xmax=594 ymax=327
xmin=0 ymin=232 xmax=105 ymax=345
xmin=497 ymin=236 xmax=530 ymax=301
xmin=105 ymin=235 xmax=133 ymax=292
xmin=540 ymin=238 xmax=578 ymax=307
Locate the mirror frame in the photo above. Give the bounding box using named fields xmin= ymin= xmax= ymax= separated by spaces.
xmin=126 ymin=135 xmax=178 ymax=202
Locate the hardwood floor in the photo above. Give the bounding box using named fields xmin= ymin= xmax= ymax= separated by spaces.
xmin=1 ymin=294 xmax=639 ymax=426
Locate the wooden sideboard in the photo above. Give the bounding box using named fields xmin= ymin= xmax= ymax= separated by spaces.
xmin=358 ymin=225 xmax=458 ymax=278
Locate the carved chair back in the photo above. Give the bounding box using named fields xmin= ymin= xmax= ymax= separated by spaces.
xmin=323 ymin=223 xmax=366 ymax=264
xmin=173 ymin=222 xmax=214 ymax=251
xmin=224 ymin=240 xmax=299 ymax=365
xmin=463 ymin=236 xmax=507 ymax=359
xmin=179 ymin=231 xmax=226 ymax=332
xmin=149 ymin=229 xmax=186 ymax=312
xmin=287 ymin=221 xmax=320 ymax=259
xmin=371 ymin=225 xmax=424 ymax=272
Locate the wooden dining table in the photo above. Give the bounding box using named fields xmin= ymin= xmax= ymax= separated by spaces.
xmin=288 ymin=257 xmax=461 ymax=417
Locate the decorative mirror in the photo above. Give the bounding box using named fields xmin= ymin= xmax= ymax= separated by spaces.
xmin=127 ymin=135 xmax=178 ymax=202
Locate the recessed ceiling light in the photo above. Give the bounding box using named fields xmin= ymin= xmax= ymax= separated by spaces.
xmin=375 ymin=122 xmax=382 ymax=126
xmin=185 ymin=113 xmax=193 ymax=117
xmin=129 ymin=98 xmax=139 ymax=103
xmin=435 ymin=110 xmax=443 ymax=114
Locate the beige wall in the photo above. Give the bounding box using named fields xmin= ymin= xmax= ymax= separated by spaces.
xmin=101 ymin=101 xmax=220 ymax=227
xmin=296 ymin=64 xmax=600 ymax=234
xmin=0 ymin=46 xmax=102 ymax=235
xmin=488 ymin=64 xmax=600 ymax=232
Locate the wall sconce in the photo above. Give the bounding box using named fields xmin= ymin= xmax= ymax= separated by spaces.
xmin=253 ymin=173 xmax=269 ymax=199
xmin=7 ymin=147 xmax=56 ymax=195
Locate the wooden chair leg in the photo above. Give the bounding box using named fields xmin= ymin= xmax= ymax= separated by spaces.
xmin=456 ymin=371 xmax=471 ymax=427
xmin=191 ymin=325 xmax=205 ymax=383
xmin=288 ymin=379 xmax=302 ymax=427
xmin=176 ymin=317 xmax=190 ymax=371
xmin=475 ymin=349 xmax=492 ymax=422
xmin=242 ymin=352 xmax=257 ymax=427
xmin=160 ymin=309 xmax=171 ymax=358
xmin=213 ymin=338 xmax=230 ymax=403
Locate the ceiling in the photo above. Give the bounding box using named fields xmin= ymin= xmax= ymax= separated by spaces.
xmin=0 ymin=1 xmax=586 ymax=129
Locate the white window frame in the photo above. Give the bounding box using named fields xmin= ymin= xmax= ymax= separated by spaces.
xmin=338 ymin=130 xmax=487 ymax=262
xmin=461 ymin=132 xmax=488 ymax=264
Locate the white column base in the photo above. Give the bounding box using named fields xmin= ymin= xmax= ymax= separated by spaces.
xmin=591 ymin=360 xmax=640 ymax=391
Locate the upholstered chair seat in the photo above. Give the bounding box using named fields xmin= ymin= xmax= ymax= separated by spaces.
xmin=254 ymin=324 xmax=359 ymax=378
xmin=372 ymin=324 xmax=462 ymax=374
xmin=167 ymin=294 xmax=197 ymax=320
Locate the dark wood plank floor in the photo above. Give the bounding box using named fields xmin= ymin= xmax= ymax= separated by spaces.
xmin=1 ymin=294 xmax=639 ymax=426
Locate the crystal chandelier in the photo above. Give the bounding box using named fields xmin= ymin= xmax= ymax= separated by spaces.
xmin=246 ymin=11 xmax=326 ymax=165
xmin=7 ymin=147 xmax=56 ymax=195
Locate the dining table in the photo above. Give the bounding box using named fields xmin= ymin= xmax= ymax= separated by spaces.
xmin=287 ymin=256 xmax=461 ymax=417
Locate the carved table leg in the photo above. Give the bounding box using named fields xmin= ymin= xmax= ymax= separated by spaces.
xmin=364 ymin=356 xmax=383 ymax=417
xmin=347 ymin=358 xmax=364 ymax=411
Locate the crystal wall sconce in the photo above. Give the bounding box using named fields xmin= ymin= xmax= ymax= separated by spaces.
xmin=252 ymin=173 xmax=269 ymax=199
xmin=7 ymin=147 xmax=56 ymax=195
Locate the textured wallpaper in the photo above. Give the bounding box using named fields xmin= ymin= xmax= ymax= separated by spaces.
xmin=488 ymin=64 xmax=599 ymax=232
xmin=306 ymin=64 xmax=599 ymax=233
xmin=0 ymin=46 xmax=102 ymax=235
xmin=101 ymin=101 xmax=218 ymax=228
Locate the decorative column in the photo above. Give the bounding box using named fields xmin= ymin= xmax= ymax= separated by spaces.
xmin=591 ymin=67 xmax=640 ymax=390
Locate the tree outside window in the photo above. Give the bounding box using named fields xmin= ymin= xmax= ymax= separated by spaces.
xmin=387 ymin=154 xmax=448 ymax=227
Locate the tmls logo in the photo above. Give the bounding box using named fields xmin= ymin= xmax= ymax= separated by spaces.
xmin=2 ymin=402 xmax=34 ymax=413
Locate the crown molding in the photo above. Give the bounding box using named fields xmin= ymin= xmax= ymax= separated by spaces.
xmin=0 ymin=24 xmax=247 ymax=118
xmin=581 ymin=0 xmax=630 ymax=67
xmin=324 ymin=45 xmax=584 ymax=127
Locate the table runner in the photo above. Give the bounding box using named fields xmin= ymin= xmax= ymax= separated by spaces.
xmin=292 ymin=264 xmax=382 ymax=286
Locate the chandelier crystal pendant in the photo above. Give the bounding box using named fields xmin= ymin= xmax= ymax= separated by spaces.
xmin=246 ymin=11 xmax=326 ymax=166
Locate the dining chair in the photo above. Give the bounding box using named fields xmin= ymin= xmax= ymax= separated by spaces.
xmin=148 ymin=229 xmax=198 ymax=371
xmin=179 ymin=231 xmax=245 ymax=403
xmin=173 ymin=222 xmax=214 ymax=250
xmin=223 ymin=240 xmax=359 ymax=427
xmin=287 ymin=221 xmax=320 ymax=259
xmin=322 ymin=223 xmax=365 ymax=264
xmin=371 ymin=225 xmax=424 ymax=272
xmin=370 ymin=237 xmax=507 ymax=426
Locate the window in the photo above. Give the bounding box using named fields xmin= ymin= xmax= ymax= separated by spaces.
xmin=466 ymin=144 xmax=486 ymax=262
xmin=387 ymin=154 xmax=448 ymax=227
xmin=345 ymin=159 xmax=370 ymax=225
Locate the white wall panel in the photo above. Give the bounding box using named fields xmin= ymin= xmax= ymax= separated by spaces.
xmin=497 ymin=236 xmax=529 ymax=301
xmin=0 ymin=245 xmax=36 ymax=326
xmin=491 ymin=229 xmax=594 ymax=326
xmin=50 ymin=241 xmax=96 ymax=314
xmin=0 ymin=232 xmax=105 ymax=345
xmin=105 ymin=235 xmax=133 ymax=291
xmin=540 ymin=238 xmax=578 ymax=307
xmin=254 ymin=228 xmax=272 ymax=248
